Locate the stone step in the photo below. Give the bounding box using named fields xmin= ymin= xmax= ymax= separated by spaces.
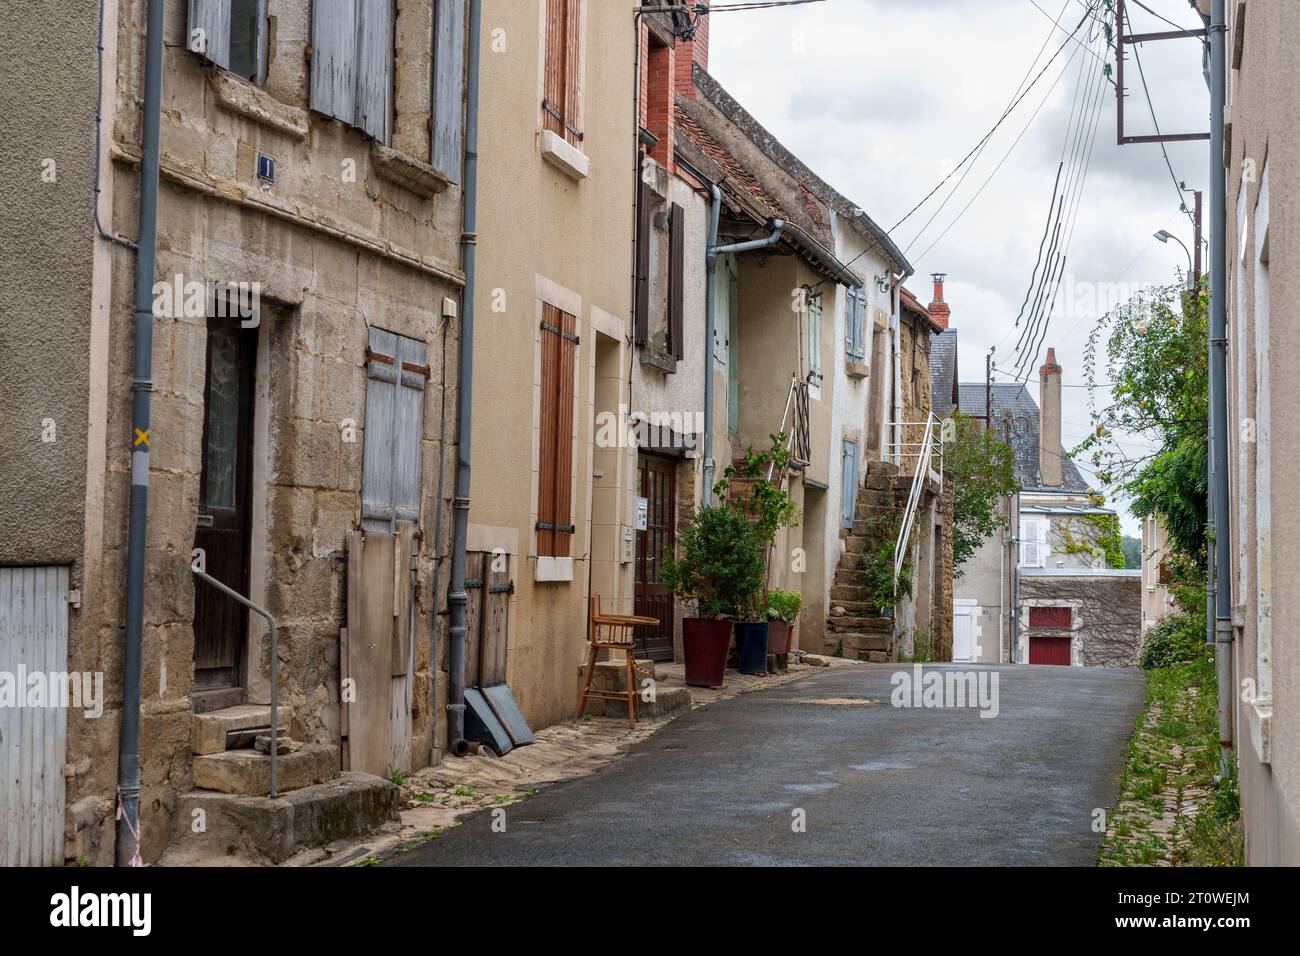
xmin=192 ymin=703 xmax=291 ymax=756
xmin=594 ymin=686 xmax=693 ymax=722
xmin=192 ymin=743 xmax=339 ymax=796
xmin=828 ymin=599 xmax=879 ymax=616
xmin=827 ymin=615 xmax=893 ymax=633
xmin=866 ymin=459 xmax=900 ymax=477
xmin=830 ymin=584 xmax=868 ymax=602
xmin=836 ymin=632 xmax=893 ymax=653
xmin=161 ymin=772 xmax=400 ymax=866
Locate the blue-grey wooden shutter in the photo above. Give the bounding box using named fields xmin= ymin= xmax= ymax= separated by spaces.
xmin=845 ymin=286 xmax=866 ymax=361
xmin=356 ymin=0 xmax=394 ymax=142
xmin=189 ymin=0 xmax=233 ymax=70
xmin=841 ymin=440 xmax=859 ymax=530
xmin=431 ymin=0 xmax=466 ymax=182
xmin=311 ymin=0 xmax=359 ymax=126
xmin=362 ymin=328 xmax=426 ymax=532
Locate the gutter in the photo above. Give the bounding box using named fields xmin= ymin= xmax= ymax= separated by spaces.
xmin=446 ymin=0 xmax=483 ymax=758
xmin=115 ymin=0 xmax=165 ymax=867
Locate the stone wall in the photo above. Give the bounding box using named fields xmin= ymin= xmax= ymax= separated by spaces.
xmin=1020 ymin=573 xmax=1141 ymax=668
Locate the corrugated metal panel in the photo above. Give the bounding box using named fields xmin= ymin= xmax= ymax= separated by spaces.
xmin=0 ymin=566 xmax=70 ymax=867
xmin=356 ymin=0 xmax=393 ymax=142
xmin=431 ymin=0 xmax=466 ymax=181
xmin=188 ymin=0 xmax=233 ymax=70
xmin=310 ymin=0 xmax=359 ymax=126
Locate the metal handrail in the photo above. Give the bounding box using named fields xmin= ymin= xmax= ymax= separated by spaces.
xmin=192 ymin=568 xmax=281 ymax=798
xmin=893 ymin=412 xmax=942 ymax=590
xmin=768 ymin=377 xmax=812 ymax=480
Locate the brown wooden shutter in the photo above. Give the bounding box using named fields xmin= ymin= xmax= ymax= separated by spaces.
xmin=668 ymin=202 xmax=685 ymax=359
xmin=542 ymin=0 xmax=583 ymax=147
xmin=634 ymin=175 xmax=651 ymax=345
xmin=537 ymin=304 xmax=577 ymax=557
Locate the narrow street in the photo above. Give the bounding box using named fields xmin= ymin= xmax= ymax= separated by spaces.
xmin=386 ymin=664 xmax=1145 ymax=867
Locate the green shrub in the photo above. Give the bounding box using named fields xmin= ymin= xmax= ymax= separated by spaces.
xmin=765 ymin=588 xmax=802 ymax=623
xmin=1139 ymin=610 xmax=1209 ymax=670
xmin=659 ymin=505 xmax=765 ymax=619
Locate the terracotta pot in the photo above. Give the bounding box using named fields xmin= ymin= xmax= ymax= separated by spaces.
xmin=767 ymin=620 xmax=794 ymax=655
xmin=682 ymin=618 xmax=731 ymax=688
xmin=733 ymin=621 xmax=770 ymax=675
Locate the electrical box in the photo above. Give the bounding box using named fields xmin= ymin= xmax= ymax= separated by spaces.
xmin=621 ymin=526 xmax=635 ymax=563
xmin=634 ymin=496 xmax=648 ymax=531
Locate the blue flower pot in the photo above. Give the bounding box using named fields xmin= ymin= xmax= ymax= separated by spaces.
xmin=733 ymin=621 xmax=770 ymax=675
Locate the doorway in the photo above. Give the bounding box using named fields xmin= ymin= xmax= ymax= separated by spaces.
xmin=634 ymin=454 xmax=676 ymax=661
xmin=193 ymin=317 xmax=257 ymax=711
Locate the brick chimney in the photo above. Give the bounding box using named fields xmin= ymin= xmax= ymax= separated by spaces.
xmin=927 ymin=273 xmax=950 ymax=330
xmin=674 ymin=11 xmax=709 ymax=97
xmin=1039 ymin=347 xmax=1063 ymax=487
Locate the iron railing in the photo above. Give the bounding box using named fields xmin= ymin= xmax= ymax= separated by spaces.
xmin=889 ymin=413 xmax=945 ymax=590
xmin=769 ymin=378 xmax=812 ymax=480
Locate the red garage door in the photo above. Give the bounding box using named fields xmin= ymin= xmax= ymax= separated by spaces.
xmin=1029 ymin=636 xmax=1072 ymax=665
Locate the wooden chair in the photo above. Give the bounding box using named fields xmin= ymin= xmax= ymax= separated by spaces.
xmin=576 ymin=596 xmax=660 ymax=728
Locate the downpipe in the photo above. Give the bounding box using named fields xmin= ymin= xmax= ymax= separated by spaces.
xmin=115 ymin=0 xmax=165 ymax=867
xmin=446 ymin=0 xmax=483 ymax=758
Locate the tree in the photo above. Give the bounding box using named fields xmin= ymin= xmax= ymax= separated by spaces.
xmin=1076 ymin=279 xmax=1208 ymax=569
xmin=1121 ymin=534 xmax=1142 ymax=570
xmin=945 ymin=412 xmax=1019 ymax=575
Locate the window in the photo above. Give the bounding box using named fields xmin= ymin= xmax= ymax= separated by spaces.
xmin=188 ymin=0 xmax=267 ymax=84
xmin=844 ymin=284 xmax=866 ymax=362
xmin=543 ymin=0 xmax=584 ymax=147
xmin=841 ymin=440 xmax=859 ymax=531
xmin=361 ymin=327 xmax=427 ymax=533
xmin=1028 ymin=606 xmax=1071 ymax=629
xmin=431 ymin=0 xmax=467 ymax=181
xmin=537 ymin=304 xmax=578 ymax=557
xmin=806 ymin=291 xmax=823 ymax=398
xmin=1019 ymin=518 xmax=1046 ymax=568
xmin=310 ymin=0 xmax=394 ymax=143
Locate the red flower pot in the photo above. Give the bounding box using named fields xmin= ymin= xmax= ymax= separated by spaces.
xmin=767 ymin=621 xmax=794 ymax=655
xmin=682 ymin=618 xmax=731 ymax=687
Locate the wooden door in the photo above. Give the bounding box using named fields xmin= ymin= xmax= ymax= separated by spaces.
xmin=635 ymin=455 xmax=675 ymax=661
xmin=193 ymin=318 xmax=257 ymax=709
xmin=1029 ymin=635 xmax=1072 ymax=665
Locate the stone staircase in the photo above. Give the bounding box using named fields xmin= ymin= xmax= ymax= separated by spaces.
xmin=826 ymin=460 xmax=908 ymax=662
xmin=160 ymin=703 xmax=400 ymax=865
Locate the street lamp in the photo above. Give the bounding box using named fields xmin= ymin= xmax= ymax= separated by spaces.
xmin=1153 ymin=229 xmax=1193 ymax=279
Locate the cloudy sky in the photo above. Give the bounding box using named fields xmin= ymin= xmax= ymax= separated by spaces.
xmin=709 ymin=0 xmax=1211 ymax=535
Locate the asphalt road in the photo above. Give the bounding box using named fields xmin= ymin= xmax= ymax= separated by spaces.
xmin=386 ymin=663 xmax=1145 ymax=866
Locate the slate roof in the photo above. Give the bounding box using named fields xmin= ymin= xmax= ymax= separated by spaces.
xmin=956 ymin=382 xmax=1090 ymax=492
xmin=929 ymin=329 xmax=959 ymax=419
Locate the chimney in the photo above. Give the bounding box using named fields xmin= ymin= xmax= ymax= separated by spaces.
xmin=1039 ymin=347 xmax=1063 ymax=487
xmin=674 ymin=10 xmax=710 ymax=98
xmin=927 ymin=273 xmax=950 ymax=330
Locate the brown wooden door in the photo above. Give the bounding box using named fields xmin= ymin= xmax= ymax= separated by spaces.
xmin=635 ymin=455 xmax=675 ymax=661
xmin=1028 ymin=635 xmax=1072 ymax=665
xmin=193 ymin=318 xmax=257 ymax=708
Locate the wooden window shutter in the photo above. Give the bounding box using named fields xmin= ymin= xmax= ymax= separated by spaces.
xmin=188 ymin=0 xmax=233 ymax=70
xmin=311 ymin=0 xmax=392 ymax=142
xmin=431 ymin=0 xmax=466 ymax=182
xmin=543 ymin=0 xmax=583 ymax=147
xmin=538 ymin=305 xmax=577 ymax=557
xmin=634 ymin=175 xmax=651 ymax=345
xmin=362 ymin=327 xmax=427 ymax=532
xmin=841 ymin=441 xmax=859 ymax=530
xmin=668 ymin=202 xmax=685 ymax=359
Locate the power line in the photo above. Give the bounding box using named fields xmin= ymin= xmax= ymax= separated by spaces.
xmin=1129 ymin=31 xmax=1198 ymax=226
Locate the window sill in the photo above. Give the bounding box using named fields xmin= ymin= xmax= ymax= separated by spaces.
xmin=540 ymin=130 xmax=590 ymax=181
xmin=535 ymin=556 xmax=574 ymax=582
xmin=638 ymin=345 xmax=678 ymax=374
xmin=369 ymin=143 xmax=451 ymax=198
xmin=208 ymin=69 xmax=309 ymax=141
xmin=845 ymin=360 xmax=869 ymax=379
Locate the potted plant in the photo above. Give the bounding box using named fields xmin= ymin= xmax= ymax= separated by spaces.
xmin=658 ymin=505 xmax=764 ymax=687
xmin=716 ymin=434 xmax=803 ymax=675
xmin=765 ymin=588 xmax=801 ymax=656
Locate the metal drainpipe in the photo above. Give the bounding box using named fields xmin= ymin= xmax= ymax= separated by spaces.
xmin=1208 ymin=0 xmax=1233 ymax=766
xmin=703 ymin=207 xmax=786 ymax=499
xmin=115 ymin=0 xmax=164 ymax=867
xmin=446 ymin=0 xmax=483 ymax=758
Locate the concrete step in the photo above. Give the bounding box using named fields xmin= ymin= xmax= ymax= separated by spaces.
xmin=192 ymin=704 xmax=291 ymax=756
xmin=595 ymin=686 xmax=693 ymax=722
xmin=192 ymin=743 xmax=339 ymax=796
xmin=161 ymin=772 xmax=400 ymax=866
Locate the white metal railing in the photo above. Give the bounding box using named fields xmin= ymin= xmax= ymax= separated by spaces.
xmin=891 ymin=413 xmax=944 ymax=589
